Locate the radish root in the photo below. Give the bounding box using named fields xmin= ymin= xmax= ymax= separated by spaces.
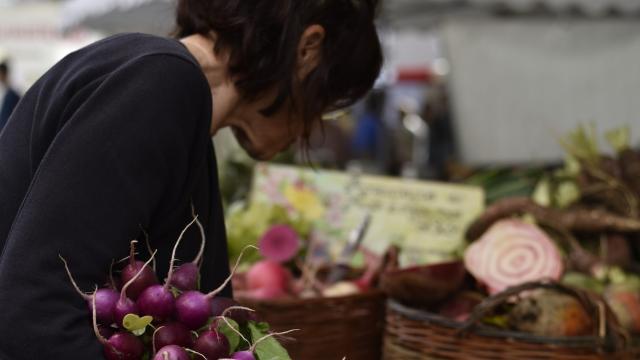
xmin=215 ymin=315 xmax=251 ymax=346
xmin=139 ymin=224 xmax=156 ymax=272
xmin=59 ymin=254 xmax=91 ymax=301
xmin=190 ymin=203 xmax=207 ymax=268
xmin=207 ymin=245 xmax=258 ymax=298
xmin=151 ymin=325 xmax=164 ymax=354
xmin=250 ymin=329 xmax=300 ymax=352
xmin=222 ymin=306 xmax=255 ymax=318
xmin=121 ymin=249 xmax=157 ymax=300
xmin=165 ymin=217 xmax=199 ymax=290
xmin=91 ymin=287 xmax=108 ymax=346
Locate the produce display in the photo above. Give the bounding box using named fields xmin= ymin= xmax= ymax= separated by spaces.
xmin=382 ymin=125 xmax=640 ymax=342
xmin=59 ymin=216 xmax=293 ymax=360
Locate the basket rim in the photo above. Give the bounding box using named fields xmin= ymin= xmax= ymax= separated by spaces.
xmin=237 ymin=289 xmax=386 ymax=307
xmin=387 ymin=299 xmax=609 ymax=348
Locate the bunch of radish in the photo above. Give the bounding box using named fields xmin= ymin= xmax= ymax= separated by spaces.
xmin=60 ymin=216 xmax=294 ymax=360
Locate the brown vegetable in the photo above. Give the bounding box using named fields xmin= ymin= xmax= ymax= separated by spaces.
xmin=508 ymin=290 xmax=594 ymax=337
xmin=466 ymin=197 xmax=640 ymax=241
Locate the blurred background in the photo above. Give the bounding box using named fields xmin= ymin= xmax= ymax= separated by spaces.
xmin=2 ymin=0 xmax=640 ymax=203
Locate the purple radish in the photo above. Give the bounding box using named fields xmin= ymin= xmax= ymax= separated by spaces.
xmin=92 ymin=290 xmax=144 ymax=360
xmin=138 ymin=217 xmax=198 ymax=321
xmin=231 ymin=351 xmax=255 ymax=360
xmin=193 ymin=330 xmax=230 ymax=359
xmin=152 ymin=323 xmax=193 ymax=352
xmin=98 ymin=324 xmax=115 ymax=339
xmin=176 ymin=246 xmax=257 ymax=330
xmin=59 ymin=255 xmax=120 ymax=326
xmin=258 ymin=224 xmax=300 ymax=263
xmin=121 ymin=240 xmax=159 ymax=300
xmin=169 ymin=214 xmax=206 ymax=291
xmin=115 ymin=250 xmax=157 ymax=327
xmin=210 ymin=299 xmax=257 ymax=325
xmin=153 ymin=345 xmax=190 ymax=360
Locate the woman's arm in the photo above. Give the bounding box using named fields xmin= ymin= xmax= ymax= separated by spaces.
xmin=0 ymin=55 xmax=209 ymax=360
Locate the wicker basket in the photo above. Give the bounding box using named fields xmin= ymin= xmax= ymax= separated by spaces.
xmin=383 ymin=281 xmax=636 ymax=360
xmin=238 ymin=290 xmax=386 ymax=360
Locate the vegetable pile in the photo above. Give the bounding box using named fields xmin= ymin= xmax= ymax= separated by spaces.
xmin=383 ymin=125 xmax=640 ymax=340
xmin=60 ymin=216 xmax=294 ymax=360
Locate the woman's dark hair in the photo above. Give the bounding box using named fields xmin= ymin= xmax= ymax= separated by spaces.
xmin=174 ymin=0 xmax=383 ymax=142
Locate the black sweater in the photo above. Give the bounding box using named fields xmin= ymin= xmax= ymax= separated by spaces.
xmin=0 ymin=33 xmax=230 ymax=359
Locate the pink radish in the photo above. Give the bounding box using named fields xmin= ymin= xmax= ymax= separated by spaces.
xmin=153 ymin=345 xmax=189 ymax=360
xmin=114 ymin=250 xmax=157 ymax=327
xmin=121 ymin=240 xmax=159 ymax=300
xmin=92 ymin=289 xmax=144 ymax=360
xmin=169 ymin=213 xmax=206 ymax=291
xmin=176 ymin=246 xmax=257 ymax=330
xmin=59 ymin=255 xmax=120 ymax=326
xmin=258 ymin=225 xmax=300 ymax=263
xmin=152 ymin=323 xmax=193 ymax=352
xmin=245 ymin=260 xmax=291 ymax=299
xmin=138 ymin=217 xmax=198 ymax=321
xmin=193 ymin=330 xmax=230 ymax=359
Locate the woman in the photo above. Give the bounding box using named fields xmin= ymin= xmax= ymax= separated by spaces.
xmin=0 ymin=0 xmax=382 ymax=358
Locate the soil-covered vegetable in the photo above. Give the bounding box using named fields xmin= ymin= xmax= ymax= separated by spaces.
xmin=507 ymin=289 xmax=593 ymax=337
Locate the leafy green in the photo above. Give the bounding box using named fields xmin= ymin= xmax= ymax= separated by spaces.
xmin=605 ymin=126 xmax=630 ymax=154
xmin=217 ymin=318 xmax=242 ymax=352
xmin=247 ymin=321 xmax=292 ymax=360
xmin=560 ymin=124 xmax=601 ymax=165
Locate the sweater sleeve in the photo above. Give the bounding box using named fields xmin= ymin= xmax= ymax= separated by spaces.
xmin=0 ymin=54 xmax=210 ymax=360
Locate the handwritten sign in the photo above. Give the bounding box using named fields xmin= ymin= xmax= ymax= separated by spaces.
xmin=250 ymin=164 xmax=484 ymax=266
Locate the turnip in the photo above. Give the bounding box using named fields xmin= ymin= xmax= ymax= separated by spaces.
xmin=115 ymin=250 xmax=157 ymax=327
xmin=92 ymin=290 xmax=144 ymax=360
xmin=137 ymin=218 xmax=198 ymax=321
xmin=193 ymin=330 xmax=230 ymax=359
xmin=152 ymin=323 xmax=193 ymax=352
xmin=169 ymin=214 xmax=206 ymax=291
xmin=59 ymin=255 xmax=120 ymax=326
xmin=231 ymin=352 xmax=255 ymax=360
xmin=121 ymin=240 xmax=159 ymax=300
xmin=153 ymin=345 xmax=189 ymax=360
xmin=176 ymin=246 xmax=257 ymax=330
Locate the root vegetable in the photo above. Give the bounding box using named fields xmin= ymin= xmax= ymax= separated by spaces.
xmin=258 ymin=225 xmax=300 ymax=263
xmin=193 ymin=330 xmax=230 ymax=359
xmin=115 ymin=250 xmax=156 ymax=327
xmin=231 ymin=351 xmax=255 ymax=360
xmin=508 ymin=290 xmax=593 ymax=337
xmin=245 ymin=260 xmax=291 ymax=299
xmin=466 ymin=197 xmax=640 ymax=241
xmin=121 ymin=240 xmax=159 ymax=300
xmin=92 ymin=290 xmax=144 ymax=360
xmin=152 ymin=323 xmax=193 ymax=352
xmin=464 ymin=219 xmax=563 ymax=294
xmin=153 ymin=345 xmax=189 ymax=360
xmin=176 ymin=246 xmax=256 ymax=330
xmin=169 ymin=214 xmax=206 ymax=291
xmin=138 ymin=218 xmax=199 ymax=321
xmin=59 ymin=255 xmax=120 ymax=326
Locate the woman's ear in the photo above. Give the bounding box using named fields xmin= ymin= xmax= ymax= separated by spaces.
xmin=297 ymin=24 xmax=325 ymax=80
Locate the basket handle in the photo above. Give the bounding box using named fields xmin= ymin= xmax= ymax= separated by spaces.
xmin=456 ymin=280 xmax=628 ymax=350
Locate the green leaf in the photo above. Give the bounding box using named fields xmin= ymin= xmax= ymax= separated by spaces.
xmin=248 ymin=321 xmax=292 ymax=360
xmin=217 ymin=318 xmax=241 ymax=352
xmin=605 ymin=126 xmax=630 ymax=154
xmin=122 ymin=313 xmax=153 ymax=336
